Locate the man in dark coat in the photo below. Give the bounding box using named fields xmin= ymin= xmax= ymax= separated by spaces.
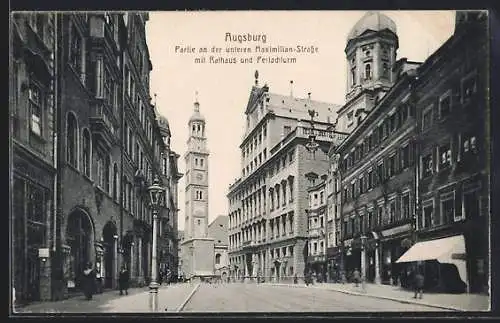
xmin=119 ymin=265 xmax=130 ymax=295
xmin=413 ymin=270 xmax=425 ymax=299
xmin=82 ymin=262 xmax=96 ymax=300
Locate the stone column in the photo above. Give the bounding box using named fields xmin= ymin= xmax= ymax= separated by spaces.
xmin=375 ymin=243 xmax=381 ymax=284
xmin=361 ymin=246 xmax=366 ymax=285
xmin=130 ymin=241 xmax=135 ymax=280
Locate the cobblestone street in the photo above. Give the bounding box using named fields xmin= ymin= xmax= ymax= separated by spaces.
xmin=15 ymin=281 xmax=488 ymax=314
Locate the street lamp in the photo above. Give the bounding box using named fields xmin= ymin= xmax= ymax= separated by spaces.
xmin=360 ymin=235 xmax=367 ymax=292
xmin=147 ymin=175 xmax=165 ymax=312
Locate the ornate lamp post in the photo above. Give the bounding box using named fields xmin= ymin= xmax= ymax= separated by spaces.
xmin=147 ymin=175 xmax=165 ymax=312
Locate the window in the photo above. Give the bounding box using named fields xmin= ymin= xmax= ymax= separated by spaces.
xmin=320 ymin=192 xmax=324 ymax=204
xmin=368 ymin=210 xmax=374 ymax=229
xmin=351 ymin=183 xmax=355 ymax=199
xmin=440 ymin=143 xmax=452 ymax=168
xmin=200 ymin=158 xmax=204 ymax=167
xmin=351 ymin=68 xmax=356 ymax=86
xmin=462 ymin=75 xmax=477 ymax=103
xmin=439 ymin=94 xmax=451 ymax=119
xmin=197 ymin=219 xmax=201 ymax=225
xmin=82 ymin=129 xmax=91 ymax=177
xmin=382 ymin=62 xmax=389 ymax=79
xmin=368 ymin=170 xmax=373 ymax=190
xmin=365 ymin=64 xmax=371 ymax=80
xmin=104 ymin=156 xmax=110 ymax=193
xmin=283 ymin=125 xmax=291 ymax=136
xmin=422 ymin=153 xmax=433 ymax=178
xmin=215 ymin=253 xmax=221 ymax=265
xmin=70 ymin=24 xmax=83 ymax=79
xmin=67 ymin=113 xmax=78 ymax=167
xmin=289 ymin=150 xmax=294 ymax=162
xmin=463 ymin=134 xmax=478 ymax=155
xmin=423 ymin=204 xmax=433 ymax=229
xmin=343 ymin=187 xmax=348 ymax=202
xmin=422 ymin=106 xmax=433 ymax=130
xmin=113 ymin=164 xmax=118 ymax=200
xmin=464 ymin=190 xmax=480 ymax=220
xmin=377 ymin=163 xmax=384 ymax=182
xmin=389 ymin=200 xmax=396 ymax=223
xmin=29 ymin=85 xmax=43 ymax=136
xmin=401 ymin=145 xmax=410 ymax=169
xmin=388 ymin=155 xmax=396 ymax=177
xmin=402 ymin=193 xmax=410 ymax=220
xmin=441 ymin=196 xmax=455 ymax=225
xmin=359 ymin=177 xmax=364 ymax=194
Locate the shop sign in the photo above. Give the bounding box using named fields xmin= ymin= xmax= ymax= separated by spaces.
xmin=381 ymin=224 xmax=411 ymax=237
xmin=451 ymin=253 xmax=467 ymax=260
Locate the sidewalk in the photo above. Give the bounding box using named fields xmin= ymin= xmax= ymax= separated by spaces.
xmin=266 ymin=282 xmax=490 ymax=312
xmin=13 ymin=283 xmax=198 ymax=314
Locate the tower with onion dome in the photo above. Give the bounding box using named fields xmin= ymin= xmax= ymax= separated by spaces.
xmin=336 ymin=11 xmax=399 ymax=133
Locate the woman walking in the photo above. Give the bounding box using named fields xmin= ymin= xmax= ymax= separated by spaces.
xmin=119 ymin=265 xmax=130 ymax=295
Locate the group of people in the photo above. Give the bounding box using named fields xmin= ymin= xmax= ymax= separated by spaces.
xmin=79 ymin=262 xmax=131 ymax=300
xmin=349 ymin=267 xmax=425 ymax=299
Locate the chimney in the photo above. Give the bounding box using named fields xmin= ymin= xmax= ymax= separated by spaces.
xmin=290 ymin=80 xmax=294 ymax=97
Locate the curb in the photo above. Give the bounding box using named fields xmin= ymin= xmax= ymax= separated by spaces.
xmin=175 ymin=283 xmax=201 ymax=312
xmin=265 ymin=283 xmax=464 ymax=312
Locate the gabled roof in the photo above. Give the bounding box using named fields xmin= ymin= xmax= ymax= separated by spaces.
xmin=208 ymin=215 xmax=228 ymax=245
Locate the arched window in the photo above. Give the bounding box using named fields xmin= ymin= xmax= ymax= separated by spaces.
xmin=82 ymin=129 xmax=91 ymax=177
xmin=215 ymin=253 xmax=221 ymax=265
xmin=351 ymin=68 xmax=356 ymax=86
xmin=105 ymin=156 xmax=111 ymax=193
xmin=67 ymin=113 xmax=78 ymax=167
xmin=365 ymin=64 xmax=371 ymax=80
xmin=113 ymin=163 xmax=118 ymax=200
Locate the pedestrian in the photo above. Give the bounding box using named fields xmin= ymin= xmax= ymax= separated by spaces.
xmin=413 ymin=269 xmax=424 ymax=299
xmin=82 ymin=262 xmax=96 ymax=300
xmin=119 ymin=265 xmax=130 ymax=296
xmin=353 ymin=268 xmax=361 ymax=287
xmin=293 ymin=273 xmax=298 ymax=284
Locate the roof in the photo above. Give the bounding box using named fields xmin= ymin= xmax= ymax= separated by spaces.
xmin=348 ymin=11 xmax=397 ymax=41
xmin=157 ymin=113 xmax=170 ymax=135
xmin=266 ymin=92 xmax=342 ymax=123
xmin=189 ymin=101 xmax=205 ymax=123
xmin=208 ymin=215 xmax=229 ymax=245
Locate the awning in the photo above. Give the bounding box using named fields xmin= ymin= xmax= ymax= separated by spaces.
xmin=396 ymin=235 xmax=468 ymax=287
xmin=395 ymin=235 xmax=466 ymax=264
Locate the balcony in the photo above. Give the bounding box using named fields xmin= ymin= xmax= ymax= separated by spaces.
xmin=90 ymin=99 xmax=118 ymax=149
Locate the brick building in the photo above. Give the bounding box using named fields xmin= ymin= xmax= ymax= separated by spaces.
xmin=10 ymin=12 xmax=181 ymax=304
xmin=227 ymin=72 xmax=347 ymax=282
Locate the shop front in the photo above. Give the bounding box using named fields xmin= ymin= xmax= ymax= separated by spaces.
xmin=379 ymin=224 xmax=412 ymax=285
xmin=396 ymin=234 xmax=468 ymax=293
xmin=326 ymin=246 xmax=342 ymax=282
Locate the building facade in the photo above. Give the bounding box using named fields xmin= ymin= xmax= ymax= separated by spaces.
xmin=10 ymin=12 xmax=180 ymax=304
xmin=334 ymin=11 xmax=489 ymax=294
xmin=11 ymin=12 xmax=57 ymax=304
xmin=402 ymin=12 xmax=489 ymax=294
xmin=305 ymin=175 xmax=328 ymax=282
xmin=227 ymin=72 xmax=348 ymax=282
xmin=180 ymin=98 xmax=216 ymax=280
xmin=208 ymin=215 xmax=230 ymax=280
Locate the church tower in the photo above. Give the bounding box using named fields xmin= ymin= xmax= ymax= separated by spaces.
xmin=184 ymin=96 xmax=210 ymax=240
xmin=337 ymin=11 xmax=399 ymax=133
xmin=180 ymin=93 xmax=215 ymax=280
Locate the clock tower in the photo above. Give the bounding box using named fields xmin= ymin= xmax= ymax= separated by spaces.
xmin=184 ymin=97 xmax=210 ymax=239
xmin=181 ymin=95 xmax=215 ymax=280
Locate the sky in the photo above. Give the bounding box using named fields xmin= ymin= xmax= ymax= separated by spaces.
xmin=145 ymin=10 xmax=456 ymax=231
